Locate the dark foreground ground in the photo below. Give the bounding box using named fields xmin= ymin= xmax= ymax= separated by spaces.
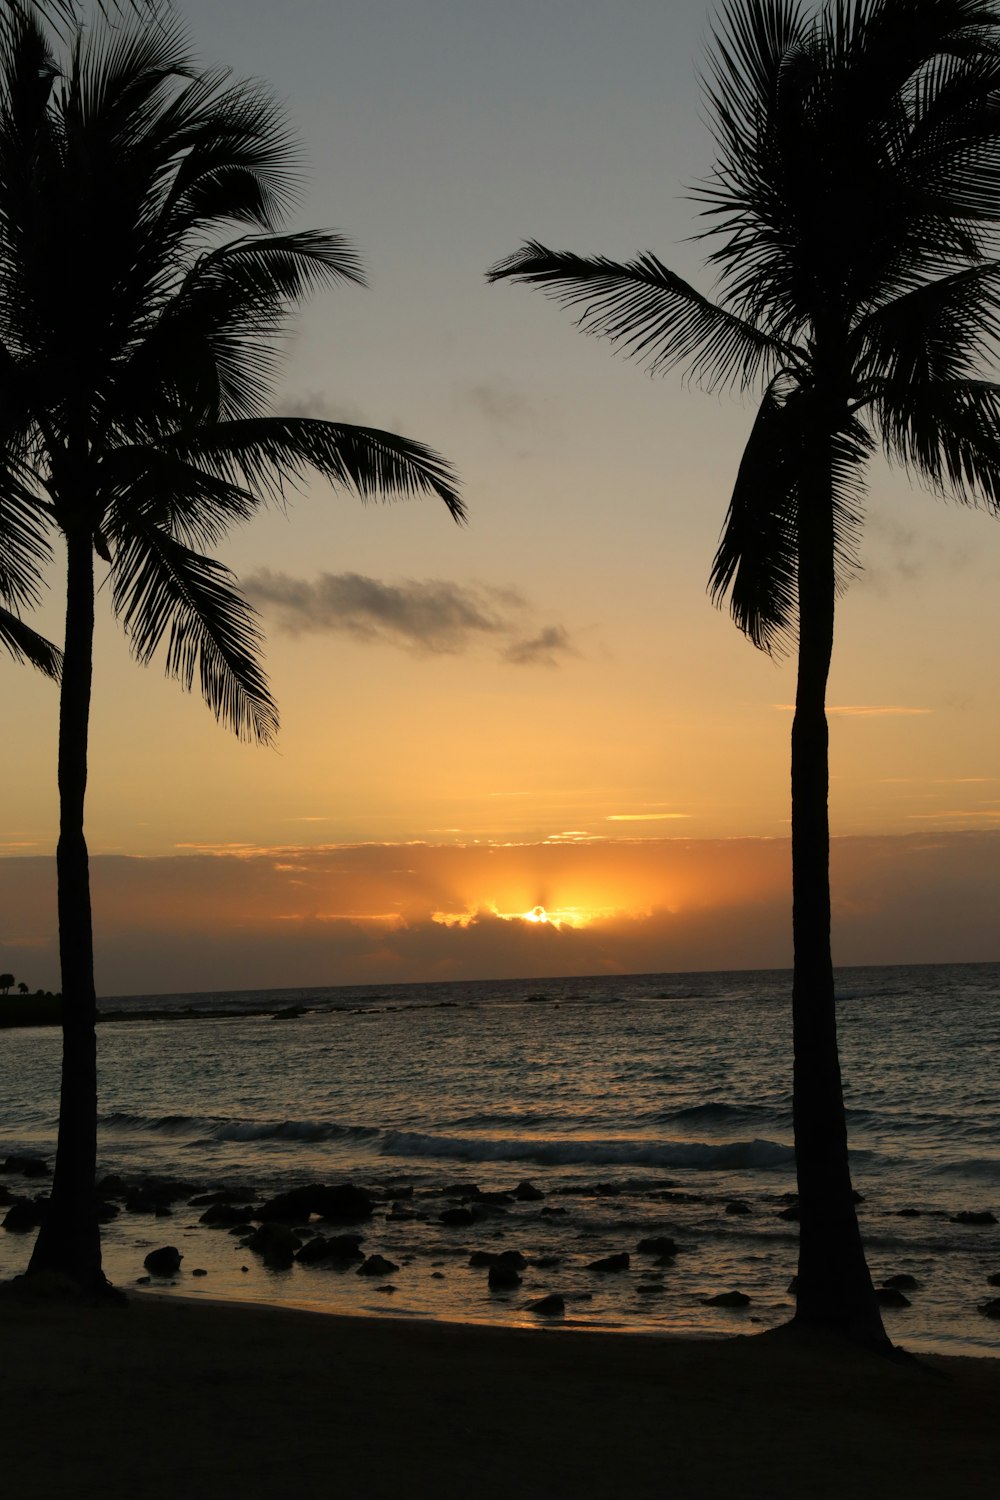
xmin=1 ymin=1293 xmax=998 ymax=1499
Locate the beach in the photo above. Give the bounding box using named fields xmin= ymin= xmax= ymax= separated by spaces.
xmin=2 ymin=1292 xmax=998 ymax=1499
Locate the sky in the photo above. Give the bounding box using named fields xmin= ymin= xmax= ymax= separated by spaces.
xmin=2 ymin=0 xmax=999 ymax=994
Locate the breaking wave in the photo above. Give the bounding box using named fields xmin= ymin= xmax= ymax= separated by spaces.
xmin=380 ymin=1131 xmax=795 ymax=1171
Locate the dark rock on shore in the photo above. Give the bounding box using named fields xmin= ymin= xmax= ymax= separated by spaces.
xmin=515 ymin=1180 xmax=544 ymax=1201
xmin=96 ymin=1174 xmax=127 ymax=1198
xmin=244 ymin=1223 xmax=301 ymax=1267
xmin=357 ymin=1254 xmax=399 ymax=1277
xmin=2 ymin=1155 xmax=50 ymax=1178
xmin=951 ymin=1210 xmax=998 ymax=1226
xmin=636 ymin=1236 xmax=678 ymax=1257
xmin=883 ymin=1274 xmax=919 ymax=1290
xmin=725 ymin=1201 xmax=751 ymax=1215
xmin=469 ymin=1249 xmax=527 ymax=1271
xmin=199 ymin=1202 xmax=255 ymax=1227
xmin=257 ymin=1183 xmax=374 ymax=1225
xmin=3 ymin=1198 xmax=47 ymax=1233
xmin=777 ymin=1204 xmax=800 ymax=1221
xmin=488 ymin=1262 xmax=522 ymax=1290
xmin=527 ymin=1294 xmax=564 ymax=1316
xmin=987 ymin=1273 xmax=1000 ymax=1288
xmin=295 ymin=1234 xmax=364 ymax=1266
xmin=702 ymin=1290 xmax=750 ymax=1307
xmin=588 ymin=1253 xmax=630 ymax=1274
xmin=440 ymin=1207 xmax=477 ymax=1227
xmin=896 ymin=1207 xmax=922 ymax=1218
xmin=876 ymin=1287 xmax=911 ymax=1307
xmin=143 ymin=1246 xmax=182 ymax=1275
xmin=96 ymin=1200 xmax=120 ymax=1224
xmin=978 ymin=1298 xmax=1000 ymax=1319
xmin=191 ymin=1268 xmax=208 ymax=1277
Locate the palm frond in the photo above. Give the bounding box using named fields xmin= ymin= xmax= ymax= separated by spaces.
xmin=710 ymin=380 xmax=871 ymax=655
xmin=875 ymin=373 xmax=1000 ymax=506
xmin=709 ymin=379 xmax=803 ymax=654
xmin=488 ymin=241 xmax=790 ymax=390
xmin=111 ymin=521 xmax=277 ymax=743
xmin=0 ymin=602 xmax=60 ymax=678
xmin=165 ymin=418 xmax=465 ymax=521
xmin=100 ymin=445 xmax=259 ymax=548
xmin=852 ymin=260 xmax=1000 ymax=390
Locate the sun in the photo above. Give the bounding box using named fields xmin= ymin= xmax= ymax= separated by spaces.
xmin=523 ymin=904 xmax=550 ymax=924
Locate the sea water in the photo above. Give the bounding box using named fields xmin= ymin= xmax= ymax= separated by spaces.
xmin=1 ymin=963 xmax=998 ymax=1355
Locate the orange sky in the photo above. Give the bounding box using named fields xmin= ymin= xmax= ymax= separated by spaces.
xmin=1 ymin=2 xmax=999 ymax=992
xmin=2 ymin=833 xmax=998 ymax=995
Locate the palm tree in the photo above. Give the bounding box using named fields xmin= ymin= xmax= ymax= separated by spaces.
xmin=0 ymin=4 xmax=462 ymax=1293
xmin=490 ymin=0 xmax=1000 ymax=1346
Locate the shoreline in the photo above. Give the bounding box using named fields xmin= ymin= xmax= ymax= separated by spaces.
xmin=3 ymin=1291 xmax=999 ymax=1497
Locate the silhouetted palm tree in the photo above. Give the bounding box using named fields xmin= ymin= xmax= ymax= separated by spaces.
xmin=0 ymin=4 xmax=462 ymax=1293
xmin=490 ymin=0 xmax=1000 ymax=1346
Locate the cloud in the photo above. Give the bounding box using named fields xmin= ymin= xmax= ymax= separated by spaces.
xmin=4 ymin=831 xmax=1000 ymax=994
xmin=246 ymin=569 xmax=579 ymax=665
xmin=606 ymin=813 xmax=690 ymax=822
xmin=773 ymin=704 xmax=932 ymax=717
xmin=502 ymin=625 xmax=578 ymax=667
xmin=463 ymin=380 xmax=537 ymax=431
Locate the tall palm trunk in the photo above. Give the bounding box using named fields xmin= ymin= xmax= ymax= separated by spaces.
xmin=27 ymin=527 xmax=105 ymax=1293
xmin=790 ymin=410 xmax=886 ymax=1345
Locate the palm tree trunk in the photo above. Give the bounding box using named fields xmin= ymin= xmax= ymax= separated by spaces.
xmin=27 ymin=527 xmax=106 ymax=1293
xmin=790 ymin=427 xmax=887 ymax=1346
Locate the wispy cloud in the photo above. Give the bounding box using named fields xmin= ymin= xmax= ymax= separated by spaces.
xmin=607 ymin=813 xmax=691 ymax=822
xmin=246 ymin=570 xmax=579 ymax=667
xmin=773 ymin=704 xmax=932 ymax=717
xmin=502 ymin=625 xmax=578 ymax=667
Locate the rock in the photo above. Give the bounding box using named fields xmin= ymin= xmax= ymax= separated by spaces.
xmin=96 ymin=1174 xmax=127 ymax=1197
xmin=951 ymin=1210 xmax=998 ymax=1226
xmin=778 ymin=1204 xmax=800 ymax=1221
xmin=439 ymin=1207 xmax=477 ymax=1227
xmin=587 ymin=1253 xmax=630 ymax=1274
xmin=191 ymin=1268 xmax=208 ymax=1277
xmin=375 ymin=1284 xmax=397 ymax=1294
xmin=702 ymin=1290 xmax=751 ymax=1307
xmin=2 ymin=1155 xmax=50 ymax=1178
xmin=987 ymin=1273 xmax=1000 ymax=1288
xmin=514 ymin=1180 xmax=544 ymax=1201
xmin=199 ymin=1202 xmax=255 ymax=1227
xmin=540 ymin=1205 xmax=567 ymax=1216
xmin=725 ymin=1200 xmax=752 ymax=1215
xmin=876 ymin=1287 xmax=911 ymax=1307
xmin=636 ymin=1236 xmax=678 ymax=1257
xmin=2 ymin=1198 xmax=46 ymax=1233
xmin=487 ymin=1262 xmax=522 ymax=1290
xmin=135 ymin=1275 xmax=151 ymax=1285
xmin=431 ymin=1271 xmax=446 ymax=1280
xmin=788 ymin=1276 xmax=799 ymax=1294
xmin=896 ymin=1208 xmax=921 ymax=1218
xmin=883 ymin=1274 xmax=919 ymax=1290
xmin=527 ymin=1293 xmax=564 ymax=1316
xmin=143 ymin=1246 xmax=182 ymax=1276
xmin=636 ymin=1283 xmax=664 ymax=1297
xmin=295 ymin=1234 xmax=364 ymax=1266
xmin=96 ymin=1200 xmax=120 ymax=1224
xmin=244 ymin=1222 xmax=301 ymax=1267
xmin=356 ymin=1254 xmax=399 ymax=1277
xmin=978 ymin=1298 xmax=1000 ymax=1319
xmin=256 ymin=1183 xmax=374 ymax=1225
xmin=469 ymin=1249 xmax=527 ymax=1271
xmin=0 ymin=1186 xmax=13 ymax=1205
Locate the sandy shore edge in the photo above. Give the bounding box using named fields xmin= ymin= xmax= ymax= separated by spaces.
xmin=2 ymin=1291 xmax=998 ymax=1498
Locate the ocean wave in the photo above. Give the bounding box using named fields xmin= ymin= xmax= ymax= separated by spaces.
xmin=99 ymin=1110 xmax=376 ymax=1144
xmin=380 ymin=1131 xmax=795 ymax=1171
xmin=657 ymin=1101 xmax=789 ymax=1128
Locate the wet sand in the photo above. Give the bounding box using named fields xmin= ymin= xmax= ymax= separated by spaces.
xmin=1 ymin=1293 xmax=998 ymax=1498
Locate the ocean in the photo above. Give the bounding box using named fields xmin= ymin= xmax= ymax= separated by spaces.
xmin=1 ymin=962 xmax=998 ymax=1355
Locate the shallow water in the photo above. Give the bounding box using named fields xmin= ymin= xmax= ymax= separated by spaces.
xmin=1 ymin=963 xmax=998 ymax=1353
